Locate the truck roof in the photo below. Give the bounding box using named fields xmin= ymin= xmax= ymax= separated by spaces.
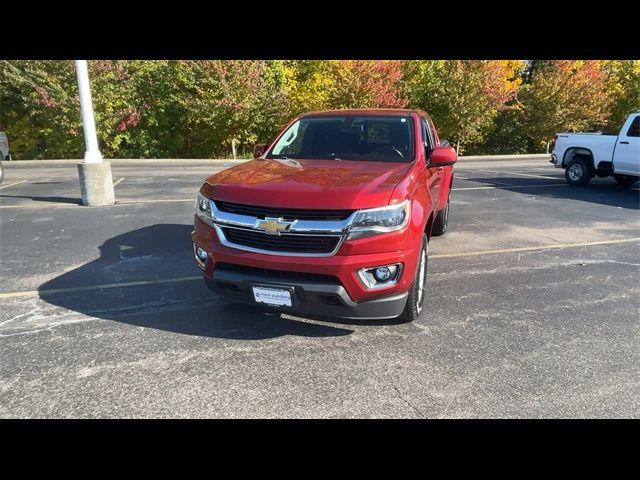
xmin=300 ymin=108 xmax=419 ymax=117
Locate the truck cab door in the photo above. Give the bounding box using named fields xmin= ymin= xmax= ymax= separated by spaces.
xmin=421 ymin=118 xmax=442 ymax=208
xmin=613 ymin=115 xmax=640 ymax=176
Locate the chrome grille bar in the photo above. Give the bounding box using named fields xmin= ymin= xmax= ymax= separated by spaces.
xmin=210 ymin=200 xmax=356 ymax=234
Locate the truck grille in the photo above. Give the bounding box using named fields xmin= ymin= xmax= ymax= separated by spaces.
xmin=214 ymin=201 xmax=353 ymax=221
xmin=221 ymin=227 xmax=341 ymax=254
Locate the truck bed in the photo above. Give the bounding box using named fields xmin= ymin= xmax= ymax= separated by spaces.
xmin=556 ymin=133 xmax=618 ymax=162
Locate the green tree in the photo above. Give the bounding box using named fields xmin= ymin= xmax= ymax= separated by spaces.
xmin=282 ymin=60 xmax=407 ymax=115
xmin=1 ymin=59 xmax=635 ymax=159
xmin=327 ymin=60 xmax=407 ymax=109
xmin=282 ymin=60 xmax=334 ymax=115
xmin=0 ymin=60 xmax=82 ymax=159
xmin=518 ymin=60 xmax=613 ymax=151
xmin=404 ymin=60 xmax=523 ymax=152
xmin=602 ymin=60 xmax=640 ymax=131
xmin=91 ymin=60 xmax=210 ymax=158
xmin=187 ymin=60 xmax=290 ymax=157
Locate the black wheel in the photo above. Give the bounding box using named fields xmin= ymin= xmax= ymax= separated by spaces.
xmin=397 ymin=234 xmax=428 ymax=323
xmin=565 ymin=157 xmax=594 ymax=186
xmin=431 ymin=193 xmax=450 ymax=236
xmin=614 ymin=174 xmax=638 ymax=186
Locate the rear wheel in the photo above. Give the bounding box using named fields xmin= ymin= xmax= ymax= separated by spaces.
xmin=431 ymin=193 xmax=450 ymax=236
xmin=565 ymin=157 xmax=594 ymax=186
xmin=614 ymin=174 xmax=638 ymax=186
xmin=397 ymin=234 xmax=428 ymax=323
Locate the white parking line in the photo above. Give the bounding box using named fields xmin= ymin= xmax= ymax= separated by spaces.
xmin=453 ymin=183 xmax=566 ymax=191
xmin=1 ymin=238 xmax=638 ymax=300
xmin=478 ymin=169 xmax=562 ymax=180
xmin=0 ymin=180 xmax=27 ymax=190
xmin=0 ymin=198 xmax=193 ymax=209
xmin=0 ymin=276 xmax=202 ymax=300
xmin=113 ymin=177 xmax=125 ymax=187
xmin=430 ymin=237 xmax=640 ymax=258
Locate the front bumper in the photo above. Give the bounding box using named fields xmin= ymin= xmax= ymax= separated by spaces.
xmin=203 ymin=269 xmax=408 ymax=320
xmin=192 ymin=214 xmax=421 ymax=311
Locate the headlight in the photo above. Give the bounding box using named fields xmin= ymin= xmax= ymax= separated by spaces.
xmin=195 ymin=192 xmax=214 ymax=226
xmin=348 ymin=200 xmax=410 ymax=239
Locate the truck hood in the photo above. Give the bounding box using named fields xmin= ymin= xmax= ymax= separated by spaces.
xmin=204 ymin=158 xmax=412 ymax=209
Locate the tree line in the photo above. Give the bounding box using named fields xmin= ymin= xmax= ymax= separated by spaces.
xmin=0 ymin=60 xmax=638 ymax=159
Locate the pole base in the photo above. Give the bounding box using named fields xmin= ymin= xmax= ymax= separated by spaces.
xmin=77 ymin=162 xmax=115 ymax=206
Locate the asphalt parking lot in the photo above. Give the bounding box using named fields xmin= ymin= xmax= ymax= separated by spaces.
xmin=1 ymin=157 xmax=639 ymax=418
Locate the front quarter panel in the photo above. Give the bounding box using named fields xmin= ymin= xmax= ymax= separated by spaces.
xmin=439 ymin=166 xmax=454 ymax=204
xmin=389 ymin=113 xmax=437 ymax=236
xmin=389 ymin=164 xmax=433 ymax=239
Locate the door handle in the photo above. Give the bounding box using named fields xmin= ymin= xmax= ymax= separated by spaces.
xmin=619 ymin=141 xmax=629 ymax=144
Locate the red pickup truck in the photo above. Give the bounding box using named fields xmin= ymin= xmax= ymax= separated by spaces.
xmin=192 ymin=109 xmax=457 ymax=322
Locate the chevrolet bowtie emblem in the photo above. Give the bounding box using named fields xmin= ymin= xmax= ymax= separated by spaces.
xmin=255 ymin=217 xmax=295 ymax=235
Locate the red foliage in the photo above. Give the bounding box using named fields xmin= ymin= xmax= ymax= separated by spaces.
xmin=117 ymin=110 xmax=141 ymax=131
xmin=333 ymin=60 xmax=408 ymax=108
xmin=33 ymin=84 xmax=57 ymax=108
xmin=475 ymin=61 xmax=520 ymax=108
xmin=202 ymin=60 xmax=266 ymax=111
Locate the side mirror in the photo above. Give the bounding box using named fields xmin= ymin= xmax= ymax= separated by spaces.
xmin=429 ymin=145 xmax=457 ymax=167
xmin=439 ymin=139 xmax=451 ymax=147
xmin=253 ymin=143 xmax=268 ymax=159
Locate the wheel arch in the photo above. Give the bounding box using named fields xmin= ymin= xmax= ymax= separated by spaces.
xmin=562 ymin=147 xmax=595 ymax=168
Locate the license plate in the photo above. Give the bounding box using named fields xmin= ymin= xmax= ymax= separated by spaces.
xmin=252 ymin=286 xmax=292 ymax=307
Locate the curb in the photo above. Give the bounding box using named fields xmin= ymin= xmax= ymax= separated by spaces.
xmin=2 ymin=154 xmax=551 ymax=168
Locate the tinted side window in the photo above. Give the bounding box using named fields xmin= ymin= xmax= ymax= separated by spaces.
xmin=627 ymin=116 xmax=640 ymax=137
xmin=421 ymin=118 xmax=433 ymax=149
xmin=427 ymin=117 xmax=438 ymax=145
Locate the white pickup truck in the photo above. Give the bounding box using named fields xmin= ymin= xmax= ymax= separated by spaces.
xmin=550 ymin=112 xmax=639 ymax=186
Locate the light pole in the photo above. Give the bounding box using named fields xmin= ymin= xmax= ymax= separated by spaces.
xmin=75 ymin=60 xmax=115 ymax=205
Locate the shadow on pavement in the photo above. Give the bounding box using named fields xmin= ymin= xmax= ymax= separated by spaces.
xmin=468 ymin=176 xmax=640 ymax=210
xmin=38 ymin=223 xmax=356 ymax=339
xmin=0 ymin=194 xmax=81 ymax=205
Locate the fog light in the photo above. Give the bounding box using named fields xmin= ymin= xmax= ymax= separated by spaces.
xmin=194 ymin=245 xmax=208 ymax=269
xmin=374 ymin=266 xmax=392 ymax=282
xmin=357 ymin=263 xmax=402 ymax=289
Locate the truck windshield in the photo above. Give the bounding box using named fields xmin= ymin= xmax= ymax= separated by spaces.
xmin=267 ymin=115 xmax=415 ymax=163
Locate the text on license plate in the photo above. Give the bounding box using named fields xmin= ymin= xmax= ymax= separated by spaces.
xmin=252 ymin=286 xmax=292 ymax=307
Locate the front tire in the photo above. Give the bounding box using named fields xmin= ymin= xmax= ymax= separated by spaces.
xmin=397 ymin=234 xmax=428 ymax=323
xmin=565 ymin=157 xmax=594 ymax=186
xmin=614 ymin=174 xmax=638 ymax=186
